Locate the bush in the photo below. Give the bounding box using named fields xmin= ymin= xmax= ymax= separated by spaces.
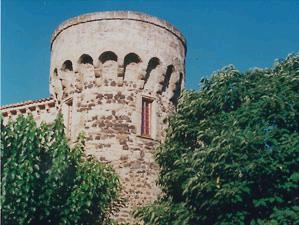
xmin=1 ymin=114 xmax=120 ymax=225
xmin=135 ymin=54 xmax=299 ymax=224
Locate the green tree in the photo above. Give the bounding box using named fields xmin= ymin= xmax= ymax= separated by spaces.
xmin=1 ymin=114 xmax=120 ymax=225
xmin=135 ymin=54 xmax=299 ymax=225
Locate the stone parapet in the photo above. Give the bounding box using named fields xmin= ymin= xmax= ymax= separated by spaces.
xmin=51 ymin=11 xmax=186 ymax=51
xmin=1 ymin=97 xmax=57 ymax=125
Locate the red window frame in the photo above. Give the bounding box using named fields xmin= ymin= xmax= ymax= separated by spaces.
xmin=141 ymin=97 xmax=153 ymax=137
xmin=65 ymin=98 xmax=73 ymax=137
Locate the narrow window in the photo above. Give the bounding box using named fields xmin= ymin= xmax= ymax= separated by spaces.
xmin=65 ymin=99 xmax=73 ymax=137
xmin=141 ymin=98 xmax=153 ymax=137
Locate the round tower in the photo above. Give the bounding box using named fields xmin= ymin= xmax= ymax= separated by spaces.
xmin=50 ymin=11 xmax=186 ymax=224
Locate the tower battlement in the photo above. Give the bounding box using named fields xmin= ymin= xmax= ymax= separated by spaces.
xmin=52 ymin=50 xmax=184 ymax=103
xmin=50 ymin=11 xmax=186 ymax=105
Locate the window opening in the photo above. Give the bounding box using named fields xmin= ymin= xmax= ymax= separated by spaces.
xmin=141 ymin=98 xmax=153 ymax=137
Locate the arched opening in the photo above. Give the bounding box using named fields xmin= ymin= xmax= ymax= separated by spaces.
xmin=171 ymin=72 xmax=184 ymax=105
xmin=99 ymin=51 xmax=118 ymax=64
xmin=51 ymin=68 xmax=60 ymax=101
xmin=53 ymin=68 xmax=58 ymax=77
xmin=144 ymin=57 xmax=160 ymax=84
xmin=98 ymin=51 xmax=118 ymax=81
xmin=61 ymin=60 xmax=73 ymax=71
xmin=60 ymin=60 xmax=75 ymax=97
xmin=162 ymin=65 xmax=175 ymax=92
xmin=124 ymin=53 xmax=141 ymax=68
xmin=123 ymin=53 xmax=142 ymax=81
xmin=78 ymin=54 xmax=93 ymax=65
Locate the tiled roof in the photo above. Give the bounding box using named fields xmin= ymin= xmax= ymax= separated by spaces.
xmin=1 ymin=97 xmax=54 ymax=110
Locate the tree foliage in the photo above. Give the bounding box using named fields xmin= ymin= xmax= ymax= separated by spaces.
xmin=1 ymin=114 xmax=120 ymax=225
xmin=135 ymin=54 xmax=299 ymax=225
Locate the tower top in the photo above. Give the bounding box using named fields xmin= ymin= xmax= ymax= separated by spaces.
xmin=51 ymin=11 xmax=186 ymax=50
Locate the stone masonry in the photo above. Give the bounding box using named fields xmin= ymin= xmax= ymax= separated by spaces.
xmin=1 ymin=11 xmax=186 ymax=224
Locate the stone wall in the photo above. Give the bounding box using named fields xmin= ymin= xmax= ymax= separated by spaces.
xmin=72 ymin=72 xmax=178 ymax=224
xmin=1 ymin=97 xmax=57 ymax=125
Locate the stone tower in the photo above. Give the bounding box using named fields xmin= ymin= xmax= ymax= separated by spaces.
xmin=50 ymin=11 xmax=186 ymax=223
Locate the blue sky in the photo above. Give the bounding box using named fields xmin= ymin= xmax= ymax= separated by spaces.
xmin=1 ymin=0 xmax=299 ymax=105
